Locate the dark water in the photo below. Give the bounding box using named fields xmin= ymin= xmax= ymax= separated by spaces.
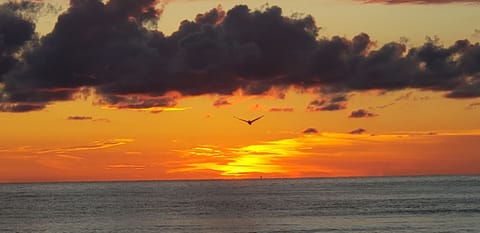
xmin=1 ymin=176 xmax=480 ymax=233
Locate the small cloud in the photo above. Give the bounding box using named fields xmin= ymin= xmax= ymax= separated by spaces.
xmin=269 ymin=107 xmax=294 ymax=112
xmin=92 ymin=118 xmax=111 ymax=123
xmin=320 ymin=103 xmax=346 ymax=111
xmin=466 ymin=102 xmax=480 ymax=110
xmin=67 ymin=116 xmax=93 ymax=121
xmin=307 ymin=95 xmax=348 ymax=112
xmin=473 ymin=29 xmax=480 ymax=38
xmin=349 ymin=109 xmax=378 ymax=118
xmin=213 ymin=97 xmax=231 ymax=107
xmin=67 ymin=116 xmax=110 ymax=122
xmin=148 ymin=107 xmax=189 ymax=114
xmin=349 ymin=128 xmax=367 ymax=134
xmin=303 ymin=128 xmax=318 ymax=134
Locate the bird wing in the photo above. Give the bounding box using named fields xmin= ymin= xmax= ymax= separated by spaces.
xmin=234 ymin=116 xmax=249 ymax=123
xmin=250 ymin=115 xmax=264 ymax=123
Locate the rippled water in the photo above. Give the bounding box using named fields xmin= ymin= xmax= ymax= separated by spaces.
xmin=1 ymin=176 xmax=479 ymax=233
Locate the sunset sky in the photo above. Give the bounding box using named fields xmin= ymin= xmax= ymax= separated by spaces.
xmin=0 ymin=0 xmax=479 ymax=183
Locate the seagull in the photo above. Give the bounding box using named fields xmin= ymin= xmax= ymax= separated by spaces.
xmin=234 ymin=115 xmax=264 ymax=125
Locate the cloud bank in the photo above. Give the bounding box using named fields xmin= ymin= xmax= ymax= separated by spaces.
xmin=1 ymin=0 xmax=480 ymax=112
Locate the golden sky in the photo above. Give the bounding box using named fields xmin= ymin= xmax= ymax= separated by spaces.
xmin=0 ymin=0 xmax=479 ymax=182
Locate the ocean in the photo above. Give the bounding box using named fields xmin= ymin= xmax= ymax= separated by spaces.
xmin=1 ymin=176 xmax=479 ymax=233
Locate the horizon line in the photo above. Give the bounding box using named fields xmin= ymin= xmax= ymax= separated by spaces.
xmin=1 ymin=173 xmax=479 ymax=185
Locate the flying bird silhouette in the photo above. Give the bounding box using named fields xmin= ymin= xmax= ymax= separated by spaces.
xmin=234 ymin=115 xmax=264 ymax=125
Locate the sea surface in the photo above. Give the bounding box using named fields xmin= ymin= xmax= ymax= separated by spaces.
xmin=1 ymin=176 xmax=479 ymax=233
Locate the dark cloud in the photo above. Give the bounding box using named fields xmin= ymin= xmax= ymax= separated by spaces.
xmin=349 ymin=128 xmax=367 ymax=134
xmin=1 ymin=2 xmax=480 ymax=112
xmin=269 ymin=107 xmax=294 ymax=112
xmin=349 ymin=109 xmax=378 ymax=118
xmin=318 ymin=103 xmax=346 ymax=111
xmin=358 ymin=0 xmax=480 ymax=4
xmin=306 ymin=99 xmax=325 ymax=111
xmin=306 ymin=95 xmax=348 ymax=111
xmin=303 ymin=128 xmax=318 ymax=134
xmin=95 ymin=95 xmax=178 ymax=110
xmin=0 ymin=103 xmax=45 ymax=112
xmin=309 ymin=99 xmax=326 ymax=106
xmin=0 ymin=2 xmax=36 ymax=81
xmin=445 ymin=76 xmax=480 ymax=98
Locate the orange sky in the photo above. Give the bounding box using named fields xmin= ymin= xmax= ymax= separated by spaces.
xmin=1 ymin=89 xmax=479 ymax=182
xmin=0 ymin=0 xmax=479 ymax=182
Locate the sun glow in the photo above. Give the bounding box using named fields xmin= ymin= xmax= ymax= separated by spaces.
xmin=174 ymin=133 xmax=361 ymax=177
xmin=170 ymin=131 xmax=480 ymax=179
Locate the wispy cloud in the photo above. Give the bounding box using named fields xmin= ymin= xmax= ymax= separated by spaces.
xmin=466 ymin=102 xmax=480 ymax=110
xmin=0 ymin=139 xmax=133 ymax=155
xmin=107 ymin=164 xmax=145 ymax=169
xmin=37 ymin=139 xmax=133 ymax=154
xmin=186 ymin=145 xmax=225 ymax=158
xmin=0 ymin=146 xmax=33 ymax=153
xmin=269 ymin=107 xmax=294 ymax=112
xmin=372 ymin=91 xmax=431 ymax=109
